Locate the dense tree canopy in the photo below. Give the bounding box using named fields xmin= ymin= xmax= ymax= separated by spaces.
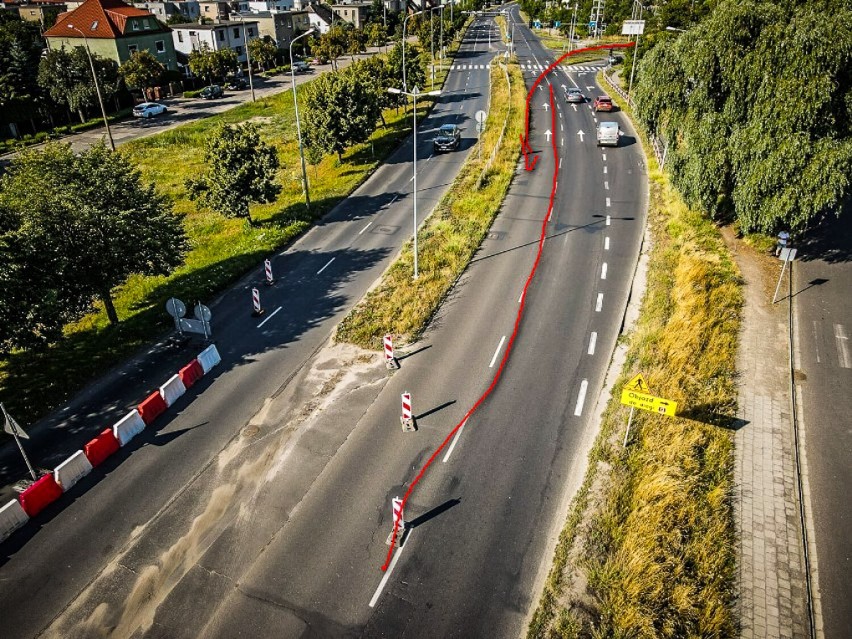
xmin=634 ymin=0 xmax=852 ymax=232
xmin=119 ymin=50 xmax=165 ymax=93
xmin=37 ymin=46 xmax=121 ymax=124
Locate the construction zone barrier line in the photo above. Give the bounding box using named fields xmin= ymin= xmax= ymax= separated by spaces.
xmin=113 ymin=410 xmax=146 ymax=447
xmin=159 ymin=374 xmax=187 ymax=408
xmin=19 ymin=474 xmax=63 ymax=518
xmin=179 ymin=359 xmax=204 ymax=389
xmin=54 ymin=450 xmax=93 ymax=492
xmin=0 ymin=499 xmax=29 ymax=543
xmin=84 ymin=428 xmax=120 ymax=468
xmin=138 ymin=390 xmax=167 ymax=425
xmin=197 ymin=344 xmax=221 ymax=375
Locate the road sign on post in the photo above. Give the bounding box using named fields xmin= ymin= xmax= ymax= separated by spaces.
xmin=621 ymin=20 xmax=645 ymax=35
xmin=2 ymin=403 xmax=36 ymax=481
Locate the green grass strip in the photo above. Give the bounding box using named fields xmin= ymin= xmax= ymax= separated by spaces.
xmin=526 ymin=75 xmax=742 ymax=638
xmin=335 ymin=59 xmax=526 ymax=348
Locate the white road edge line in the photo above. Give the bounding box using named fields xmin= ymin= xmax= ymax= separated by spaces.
xmin=588 ymin=332 xmax=597 ymax=355
xmin=442 ymin=418 xmax=469 ymax=463
xmin=601 ymin=263 xmax=608 ymax=279
xmin=596 ymin=292 xmax=604 ymax=312
xmin=257 ymin=306 xmax=282 ymax=329
xmin=369 ymin=532 xmax=410 ymax=608
xmin=359 ymin=221 xmax=373 ymax=235
xmin=574 ymin=379 xmax=588 ymax=416
xmin=489 ymin=335 xmax=507 ymax=368
xmin=317 ymin=257 xmax=335 ymax=274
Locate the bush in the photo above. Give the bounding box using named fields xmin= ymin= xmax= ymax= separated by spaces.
xmin=183 ymin=89 xmax=203 ymax=98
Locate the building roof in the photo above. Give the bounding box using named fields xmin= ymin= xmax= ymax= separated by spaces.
xmin=44 ymin=0 xmax=165 ymax=38
xmin=169 ymin=18 xmax=257 ymax=28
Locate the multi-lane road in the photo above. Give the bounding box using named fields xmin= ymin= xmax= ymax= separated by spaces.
xmin=0 ymin=11 xmax=649 ymax=638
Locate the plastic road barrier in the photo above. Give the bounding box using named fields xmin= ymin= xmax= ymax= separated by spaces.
xmin=138 ymin=390 xmax=167 ymax=425
xmin=84 ymin=428 xmax=120 ymax=468
xmin=19 ymin=474 xmax=63 ymax=518
xmin=159 ymin=374 xmax=186 ymax=407
xmin=197 ymin=344 xmax=221 ymax=374
xmin=179 ymin=359 xmax=204 ymax=389
xmin=0 ymin=499 xmax=29 ymax=543
xmin=112 ymin=410 xmax=146 ymax=447
xmin=54 ymin=450 xmax=93 ymax=492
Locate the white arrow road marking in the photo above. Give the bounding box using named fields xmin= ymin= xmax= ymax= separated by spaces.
xmin=257 ymin=306 xmax=282 ymax=329
xmin=572 ymin=104 xmax=577 ymax=112
xmin=574 ymin=379 xmax=588 ymax=416
xmin=543 ymin=102 xmax=549 ymax=111
xmin=586 ymin=85 xmax=595 ymax=90
xmin=577 ymin=130 xmax=585 ymax=142
xmin=545 ymin=129 xmax=552 ymax=141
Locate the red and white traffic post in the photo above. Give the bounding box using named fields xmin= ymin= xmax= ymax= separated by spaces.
xmin=251 ymin=287 xmax=264 ymax=316
xmin=400 ymin=392 xmax=415 ymax=432
xmin=384 ymin=334 xmax=398 ymax=370
xmin=264 ymin=259 xmax=274 ymax=285
xmin=386 ymin=496 xmax=406 ymax=546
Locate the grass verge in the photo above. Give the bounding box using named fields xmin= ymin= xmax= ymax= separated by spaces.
xmin=0 ymin=35 xmax=470 ymax=427
xmin=335 ymin=59 xmax=525 ymax=348
xmin=526 ymin=76 xmax=742 ymax=638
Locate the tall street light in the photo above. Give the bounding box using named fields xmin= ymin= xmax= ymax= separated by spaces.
xmin=66 ymin=24 xmax=115 ymax=151
xmin=291 ymin=28 xmax=316 ymax=211
xmin=234 ymin=14 xmax=256 ymax=102
xmin=388 ymin=85 xmax=440 ymax=280
xmin=402 ymin=8 xmax=426 ymax=91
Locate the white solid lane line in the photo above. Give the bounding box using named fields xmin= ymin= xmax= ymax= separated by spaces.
xmin=489 ymin=335 xmax=507 ymax=368
xmin=257 ymin=306 xmax=282 ymax=329
xmin=359 ymin=221 xmax=373 ymax=235
xmin=574 ymin=379 xmax=588 ymax=416
xmin=604 ymin=236 xmax=610 ymax=250
xmin=596 ymin=293 xmax=604 ymax=312
xmin=443 ymin=418 xmax=469 ymax=463
xmin=369 ymin=532 xmax=411 ymax=608
xmin=601 ymin=263 xmax=608 ymax=279
xmin=317 ymin=257 xmax=335 ymax=274
xmin=588 ymin=332 xmax=597 ymax=355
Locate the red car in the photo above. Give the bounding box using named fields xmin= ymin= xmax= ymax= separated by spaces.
xmin=594 ymin=96 xmax=615 ymax=112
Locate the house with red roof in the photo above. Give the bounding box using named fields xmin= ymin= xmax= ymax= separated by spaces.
xmin=43 ymin=0 xmax=178 ymax=70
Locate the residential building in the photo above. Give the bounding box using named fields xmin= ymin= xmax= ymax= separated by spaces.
xmin=170 ymin=18 xmax=259 ymax=66
xmin=16 ymin=0 xmax=67 ymax=27
xmin=240 ymin=9 xmax=308 ymax=50
xmin=132 ymin=0 xmax=199 ymax=20
xmin=330 ymin=1 xmax=367 ymax=28
xmin=244 ymin=0 xmax=292 ymax=11
xmin=305 ymin=2 xmax=330 ymax=33
xmin=43 ymin=0 xmax=178 ymax=70
xmin=196 ymin=0 xmax=227 ymax=19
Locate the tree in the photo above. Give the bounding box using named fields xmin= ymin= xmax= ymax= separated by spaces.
xmin=0 ymin=16 xmax=45 ymax=136
xmin=186 ymin=123 xmax=281 ymax=225
xmin=166 ymin=13 xmax=189 ymax=25
xmin=37 ymin=46 xmax=120 ymax=124
xmin=366 ymin=21 xmax=387 ymax=48
xmin=346 ymin=27 xmax=367 ymax=60
xmin=188 ymin=44 xmax=237 ymax=83
xmin=302 ymin=63 xmax=382 ymax=161
xmin=248 ymin=36 xmax=278 ymax=71
xmin=0 ymin=141 xmax=188 ymax=341
xmin=119 ymin=50 xmax=165 ymax=97
xmin=386 ymin=41 xmax=424 ymax=95
xmin=311 ymin=25 xmax=348 ymax=71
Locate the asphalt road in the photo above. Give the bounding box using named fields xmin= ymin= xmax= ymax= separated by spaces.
xmin=792 ymin=212 xmax=852 ymax=638
xmin=0 ymin=19 xmax=498 ymax=639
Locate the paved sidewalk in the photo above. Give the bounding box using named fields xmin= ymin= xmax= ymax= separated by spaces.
xmin=728 ymin=234 xmax=811 ymax=639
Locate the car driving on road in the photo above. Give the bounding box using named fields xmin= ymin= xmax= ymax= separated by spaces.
xmin=433 ymin=124 xmax=461 ymax=152
xmin=132 ymin=102 xmax=168 ymax=118
xmin=564 ymin=87 xmax=584 ymax=103
xmin=593 ymin=95 xmax=615 ymax=112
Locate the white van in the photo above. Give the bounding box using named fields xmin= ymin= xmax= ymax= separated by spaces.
xmin=596 ymin=121 xmax=620 ymax=147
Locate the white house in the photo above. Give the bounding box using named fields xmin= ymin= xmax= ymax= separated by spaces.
xmin=170 ymin=19 xmax=260 ymax=66
xmin=245 ymin=0 xmax=293 ymax=11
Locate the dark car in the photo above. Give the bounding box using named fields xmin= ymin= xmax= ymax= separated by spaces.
xmin=433 ymin=124 xmax=461 ymax=152
xmin=200 ymin=84 xmax=224 ymax=99
xmin=593 ymin=95 xmax=615 ymax=112
xmin=225 ymin=77 xmax=248 ymax=90
xmin=565 ymin=87 xmax=584 ymax=103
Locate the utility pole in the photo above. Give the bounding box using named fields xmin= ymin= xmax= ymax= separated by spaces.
xmin=66 ymin=24 xmax=115 ymax=151
xmin=290 ymin=29 xmax=316 ymax=211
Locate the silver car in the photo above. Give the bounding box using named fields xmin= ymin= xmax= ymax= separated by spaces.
xmin=133 ymin=102 xmax=168 ymax=118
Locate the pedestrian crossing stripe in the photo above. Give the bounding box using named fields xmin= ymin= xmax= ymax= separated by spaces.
xmin=520 ymin=64 xmax=604 ymax=73
xmin=449 ymin=64 xmax=493 ymax=71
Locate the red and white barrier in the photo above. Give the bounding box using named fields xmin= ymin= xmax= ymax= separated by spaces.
xmin=0 ymin=499 xmax=29 ymax=543
xmin=392 ymin=496 xmax=404 ymax=528
xmin=112 ymin=409 xmax=146 ymax=447
xmin=197 ymin=344 xmax=221 ymax=374
xmin=54 ymin=450 xmax=93 ymax=491
xmin=19 ymin=474 xmax=63 ymax=518
xmin=178 ymin=359 xmax=204 ymax=389
xmin=138 ymin=390 xmax=167 ymax=425
xmin=159 ymin=374 xmax=186 ymax=407
xmin=400 ymin=392 xmax=415 ymax=431
xmin=384 ymin=334 xmax=398 ymax=369
xmin=251 ymin=287 xmax=263 ymax=316
xmin=264 ymin=259 xmax=274 ymax=285
xmin=84 ymin=428 xmax=120 ymax=468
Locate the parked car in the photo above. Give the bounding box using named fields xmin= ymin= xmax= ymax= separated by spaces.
xmin=433 ymin=123 xmax=461 ymax=152
xmin=596 ymin=121 xmax=620 ymax=147
xmin=200 ymin=85 xmax=224 ymax=99
xmin=225 ymin=77 xmax=248 ymax=90
xmin=564 ymin=87 xmax=584 ymax=103
xmin=132 ymin=102 xmax=168 ymax=118
xmin=293 ymin=60 xmax=312 ymax=73
xmin=593 ymin=95 xmax=615 ymax=112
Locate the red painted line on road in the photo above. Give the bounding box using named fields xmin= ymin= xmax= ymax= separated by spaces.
xmin=381 ymin=40 xmax=635 ymax=572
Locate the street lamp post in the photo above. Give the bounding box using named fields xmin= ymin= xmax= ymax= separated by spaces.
xmin=234 ymin=14 xmax=256 ymax=102
xmin=66 ymin=24 xmax=115 ymax=151
xmin=402 ymin=8 xmax=426 ymax=91
xmin=387 ymin=85 xmax=440 ymax=280
xmin=291 ymin=28 xmax=316 ymax=211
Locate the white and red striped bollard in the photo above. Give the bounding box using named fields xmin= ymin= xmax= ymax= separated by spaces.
xmin=387 ymin=496 xmax=406 ymax=546
xmin=264 ymin=259 xmax=274 ymax=285
xmin=384 ymin=334 xmax=398 ymax=369
xmin=251 ymin=287 xmax=264 ymax=316
xmin=400 ymin=392 xmax=415 ymax=431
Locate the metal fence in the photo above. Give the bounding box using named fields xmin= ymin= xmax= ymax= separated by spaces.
xmin=602 ymin=68 xmax=668 ymax=169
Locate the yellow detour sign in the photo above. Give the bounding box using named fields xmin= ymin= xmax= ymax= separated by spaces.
xmin=620 ymin=373 xmax=678 ymax=417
